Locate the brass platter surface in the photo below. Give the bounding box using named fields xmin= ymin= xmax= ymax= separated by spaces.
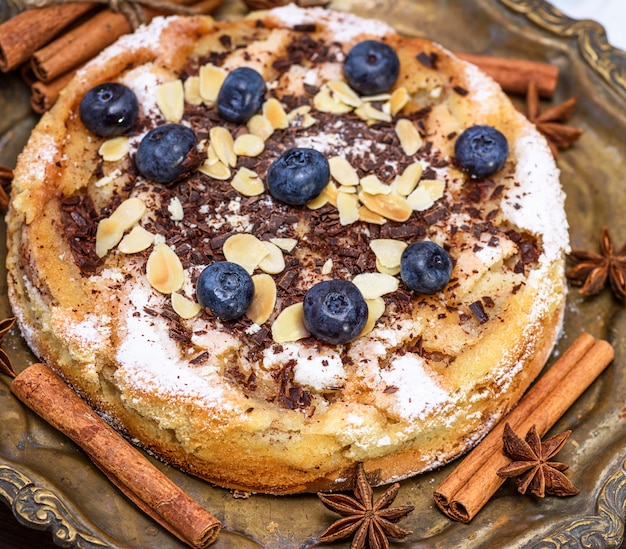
xmin=0 ymin=0 xmax=625 ymax=547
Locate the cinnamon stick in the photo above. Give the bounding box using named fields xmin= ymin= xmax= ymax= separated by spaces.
xmin=11 ymin=363 xmax=221 ymax=548
xmin=31 ymin=69 xmax=77 ymax=113
xmin=0 ymin=3 xmax=96 ymax=72
xmin=434 ymin=333 xmax=614 ymax=523
xmin=457 ymin=53 xmax=559 ymax=99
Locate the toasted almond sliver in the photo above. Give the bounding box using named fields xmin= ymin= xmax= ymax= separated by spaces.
xmin=199 ymin=159 xmax=231 ymax=180
xmin=210 ymin=126 xmax=237 ymax=168
xmin=199 ymin=63 xmax=227 ymax=105
xmin=98 ymin=136 xmax=129 ymax=162
xmin=395 ymin=118 xmax=423 ymax=156
xmin=109 ymin=197 xmax=147 ymax=231
xmin=337 ymin=191 xmax=360 ymax=226
xmin=355 ymin=102 xmax=392 ymax=124
xmin=118 ymin=225 xmax=155 ymax=254
xmin=358 ymin=205 xmax=387 ymax=225
xmin=314 ymin=85 xmax=353 ymax=114
xmin=233 ymin=133 xmax=265 ymax=157
xmin=231 ymin=167 xmax=264 ymax=196
xmin=360 ymin=174 xmax=391 ymax=195
xmin=247 ymin=114 xmax=275 ymax=141
xmin=258 ymin=241 xmax=285 ymax=274
xmin=406 ymin=185 xmax=434 ymax=211
xmin=146 ymin=243 xmax=184 ymax=294
xmin=421 ymin=178 xmax=446 ymax=201
xmin=246 ymin=273 xmax=276 ymax=325
xmin=337 ymin=185 xmax=357 ymax=194
xmin=223 ymin=233 xmax=268 ymax=274
xmin=306 ymin=192 xmax=328 ymax=210
xmin=359 ymin=191 xmax=412 ymax=222
xmin=352 ymin=272 xmax=399 ymax=299
xmin=394 ymin=162 xmax=424 ymax=196
xmin=327 ymin=80 xmax=362 ymax=108
xmin=172 ymin=292 xmax=202 ymax=319
xmin=329 ymin=156 xmax=359 ymax=187
xmin=376 ymin=258 xmax=400 ymax=276
xmin=370 ymin=239 xmax=408 ymax=270
xmin=389 ymin=87 xmax=410 ymax=116
xmin=155 ymin=79 xmax=184 ymax=123
xmin=359 ymin=297 xmax=386 ymax=336
xmin=183 ymin=75 xmax=202 ymax=106
xmin=287 ymin=105 xmax=311 ymax=121
xmin=263 ymin=97 xmax=289 ymax=129
xmin=95 ymin=217 xmax=124 ymax=258
xmin=269 ymin=237 xmax=298 ymax=253
xmin=322 ymin=181 xmax=338 ymax=207
xmin=271 ymin=302 xmax=309 ymax=343
xmin=322 ymin=258 xmax=333 ymax=275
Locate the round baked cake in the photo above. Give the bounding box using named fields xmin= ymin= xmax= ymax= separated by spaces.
xmin=6 ymin=5 xmax=569 ymax=494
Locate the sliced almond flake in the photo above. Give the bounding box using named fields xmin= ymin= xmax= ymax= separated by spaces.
xmin=314 ymin=85 xmax=353 ymax=114
xmin=98 ymin=137 xmax=129 ymax=162
xmin=199 ymin=63 xmax=227 ymax=105
xmin=376 ymin=258 xmax=400 ymax=276
xmin=171 ymin=292 xmax=202 ymax=319
xmin=394 ymin=162 xmax=423 ymax=196
xmin=110 ymin=197 xmax=147 ymax=230
xmin=359 ymin=191 xmax=412 ymax=222
xmin=430 ymin=86 xmax=443 ymax=98
xmin=389 ymin=87 xmax=410 ymax=116
xmin=183 ymin=75 xmax=202 ymax=106
xmin=352 ymin=272 xmax=399 ymax=299
xmin=420 ymin=178 xmax=446 ymax=200
xmin=287 ymin=105 xmax=311 ymax=121
xmin=95 ymin=217 xmax=124 ymax=258
xmin=247 ymin=114 xmax=275 ymax=140
xmin=407 ymin=179 xmax=445 ymax=211
xmin=355 ymin=102 xmax=392 ymax=124
xmin=231 ymin=167 xmax=264 ymax=196
xmin=358 ymin=205 xmax=387 ymax=225
xmin=328 ymin=156 xmax=359 ymax=187
xmin=337 ymin=191 xmax=360 ymax=226
xmin=155 ymin=79 xmax=184 ymax=123
xmin=204 ymin=141 xmax=219 ymax=164
xmin=359 ymin=297 xmax=386 ymax=336
xmin=168 ymin=196 xmax=184 ymax=221
xmin=395 ymin=118 xmax=423 ymax=156
xmin=258 ymin=241 xmax=285 ymax=274
xmin=361 ymin=92 xmax=391 ymax=102
xmin=118 ymin=225 xmax=155 ymax=254
xmin=269 ymin=237 xmax=297 ymax=253
xmin=321 ymin=258 xmax=333 ymax=274
xmin=370 ymin=239 xmax=408 ymax=270
xmin=199 ymin=159 xmax=231 ymax=180
xmin=306 ymin=192 xmax=328 ymax=210
xmin=263 ymin=97 xmax=289 ymax=129
xmin=322 ymin=181 xmax=338 ymax=207
xmin=246 ymin=273 xmax=276 ymax=325
xmin=327 ymin=80 xmax=362 ymax=108
xmin=233 ymin=133 xmax=265 ymax=157
xmin=337 ymin=185 xmax=357 ymax=194
xmin=94 ymin=168 xmax=122 ymax=188
xmin=300 ymin=112 xmax=317 ymax=129
xmin=210 ymin=126 xmax=237 ymax=167
xmin=223 ymin=233 xmax=268 ymax=274
xmin=146 ymin=243 xmax=184 ymax=294
xmin=360 ymin=174 xmax=391 ymax=195
xmin=271 ymin=302 xmax=309 ymax=343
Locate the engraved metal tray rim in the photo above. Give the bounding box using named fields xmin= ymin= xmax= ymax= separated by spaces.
xmin=1 ymin=0 xmax=625 ymax=547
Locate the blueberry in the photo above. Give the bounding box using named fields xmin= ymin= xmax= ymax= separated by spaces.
xmin=135 ymin=123 xmax=198 ymax=184
xmin=454 ymin=125 xmax=509 ymax=179
xmin=79 ymin=83 xmax=138 ymax=137
xmin=216 ymin=67 xmax=266 ymax=124
xmin=303 ymin=280 xmax=368 ymax=345
xmin=196 ymin=261 xmax=254 ymax=320
xmin=267 ymin=148 xmax=330 ymax=206
xmin=343 ymin=40 xmax=400 ymax=96
xmin=400 ymin=241 xmax=452 ymax=294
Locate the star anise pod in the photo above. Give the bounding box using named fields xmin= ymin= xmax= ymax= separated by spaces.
xmin=566 ymin=227 xmax=626 ymax=300
xmin=317 ymin=463 xmax=414 ymax=549
xmin=525 ymin=81 xmax=583 ymax=158
xmin=0 ymin=317 xmax=17 ymax=377
xmin=497 ymin=423 xmax=579 ymax=498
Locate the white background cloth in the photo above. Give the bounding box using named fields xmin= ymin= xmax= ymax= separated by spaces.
xmin=549 ymin=0 xmax=626 ymax=51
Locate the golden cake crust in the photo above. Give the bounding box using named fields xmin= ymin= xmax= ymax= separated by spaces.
xmin=6 ymin=6 xmax=568 ymax=494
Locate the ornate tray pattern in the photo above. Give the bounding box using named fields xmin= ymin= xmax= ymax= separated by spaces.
xmin=1 ymin=0 xmax=625 ymax=547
